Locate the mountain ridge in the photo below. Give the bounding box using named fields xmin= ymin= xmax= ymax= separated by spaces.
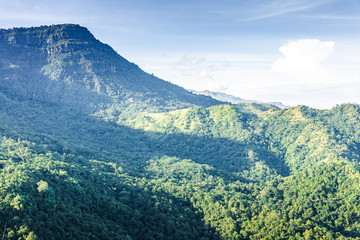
xmin=191 ymin=89 xmax=290 ymax=109
xmin=0 ymin=24 xmax=219 ymax=116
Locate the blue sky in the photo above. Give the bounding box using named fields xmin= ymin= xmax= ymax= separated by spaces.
xmin=1 ymin=0 xmax=360 ymax=108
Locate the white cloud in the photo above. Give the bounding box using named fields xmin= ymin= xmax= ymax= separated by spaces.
xmin=176 ymin=55 xmax=205 ymax=66
xmin=305 ymin=14 xmax=360 ymax=21
xmin=131 ymin=39 xmax=360 ymax=109
xmin=198 ymin=66 xmax=214 ymax=79
xmin=172 ymin=54 xmax=220 ymax=87
xmin=272 ymin=39 xmax=335 ymax=83
xmin=241 ymin=0 xmax=333 ymax=21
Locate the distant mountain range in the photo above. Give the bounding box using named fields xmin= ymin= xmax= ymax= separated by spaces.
xmin=0 ymin=24 xmax=360 ymax=239
xmin=190 ymin=90 xmax=290 ymax=109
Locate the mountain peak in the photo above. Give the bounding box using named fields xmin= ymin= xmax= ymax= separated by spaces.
xmin=0 ymin=24 xmax=97 ymax=49
xmin=0 ymin=24 xmax=218 ymax=116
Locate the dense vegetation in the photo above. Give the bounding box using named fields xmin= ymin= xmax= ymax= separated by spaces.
xmin=0 ymin=24 xmax=360 ymax=239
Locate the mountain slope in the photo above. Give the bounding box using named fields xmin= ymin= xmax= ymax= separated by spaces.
xmin=0 ymin=24 xmax=360 ymax=239
xmin=0 ymin=24 xmax=218 ymax=115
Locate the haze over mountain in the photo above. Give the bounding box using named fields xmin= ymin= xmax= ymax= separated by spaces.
xmin=0 ymin=24 xmax=360 ymax=239
xmin=190 ymin=90 xmax=290 ymax=109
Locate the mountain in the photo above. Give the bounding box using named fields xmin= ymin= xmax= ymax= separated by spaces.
xmin=191 ymin=90 xmax=290 ymax=109
xmin=0 ymin=24 xmax=360 ymax=239
xmin=0 ymin=24 xmax=218 ymax=117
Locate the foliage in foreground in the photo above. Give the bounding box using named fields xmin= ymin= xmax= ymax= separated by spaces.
xmin=1 ymin=134 xmax=360 ymax=239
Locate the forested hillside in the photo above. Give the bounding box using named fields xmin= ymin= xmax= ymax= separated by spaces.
xmin=0 ymin=24 xmax=360 ymax=239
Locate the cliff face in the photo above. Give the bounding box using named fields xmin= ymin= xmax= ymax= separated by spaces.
xmin=0 ymin=24 xmax=97 ymax=50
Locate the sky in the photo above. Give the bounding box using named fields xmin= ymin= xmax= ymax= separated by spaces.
xmin=1 ymin=0 xmax=360 ymax=109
